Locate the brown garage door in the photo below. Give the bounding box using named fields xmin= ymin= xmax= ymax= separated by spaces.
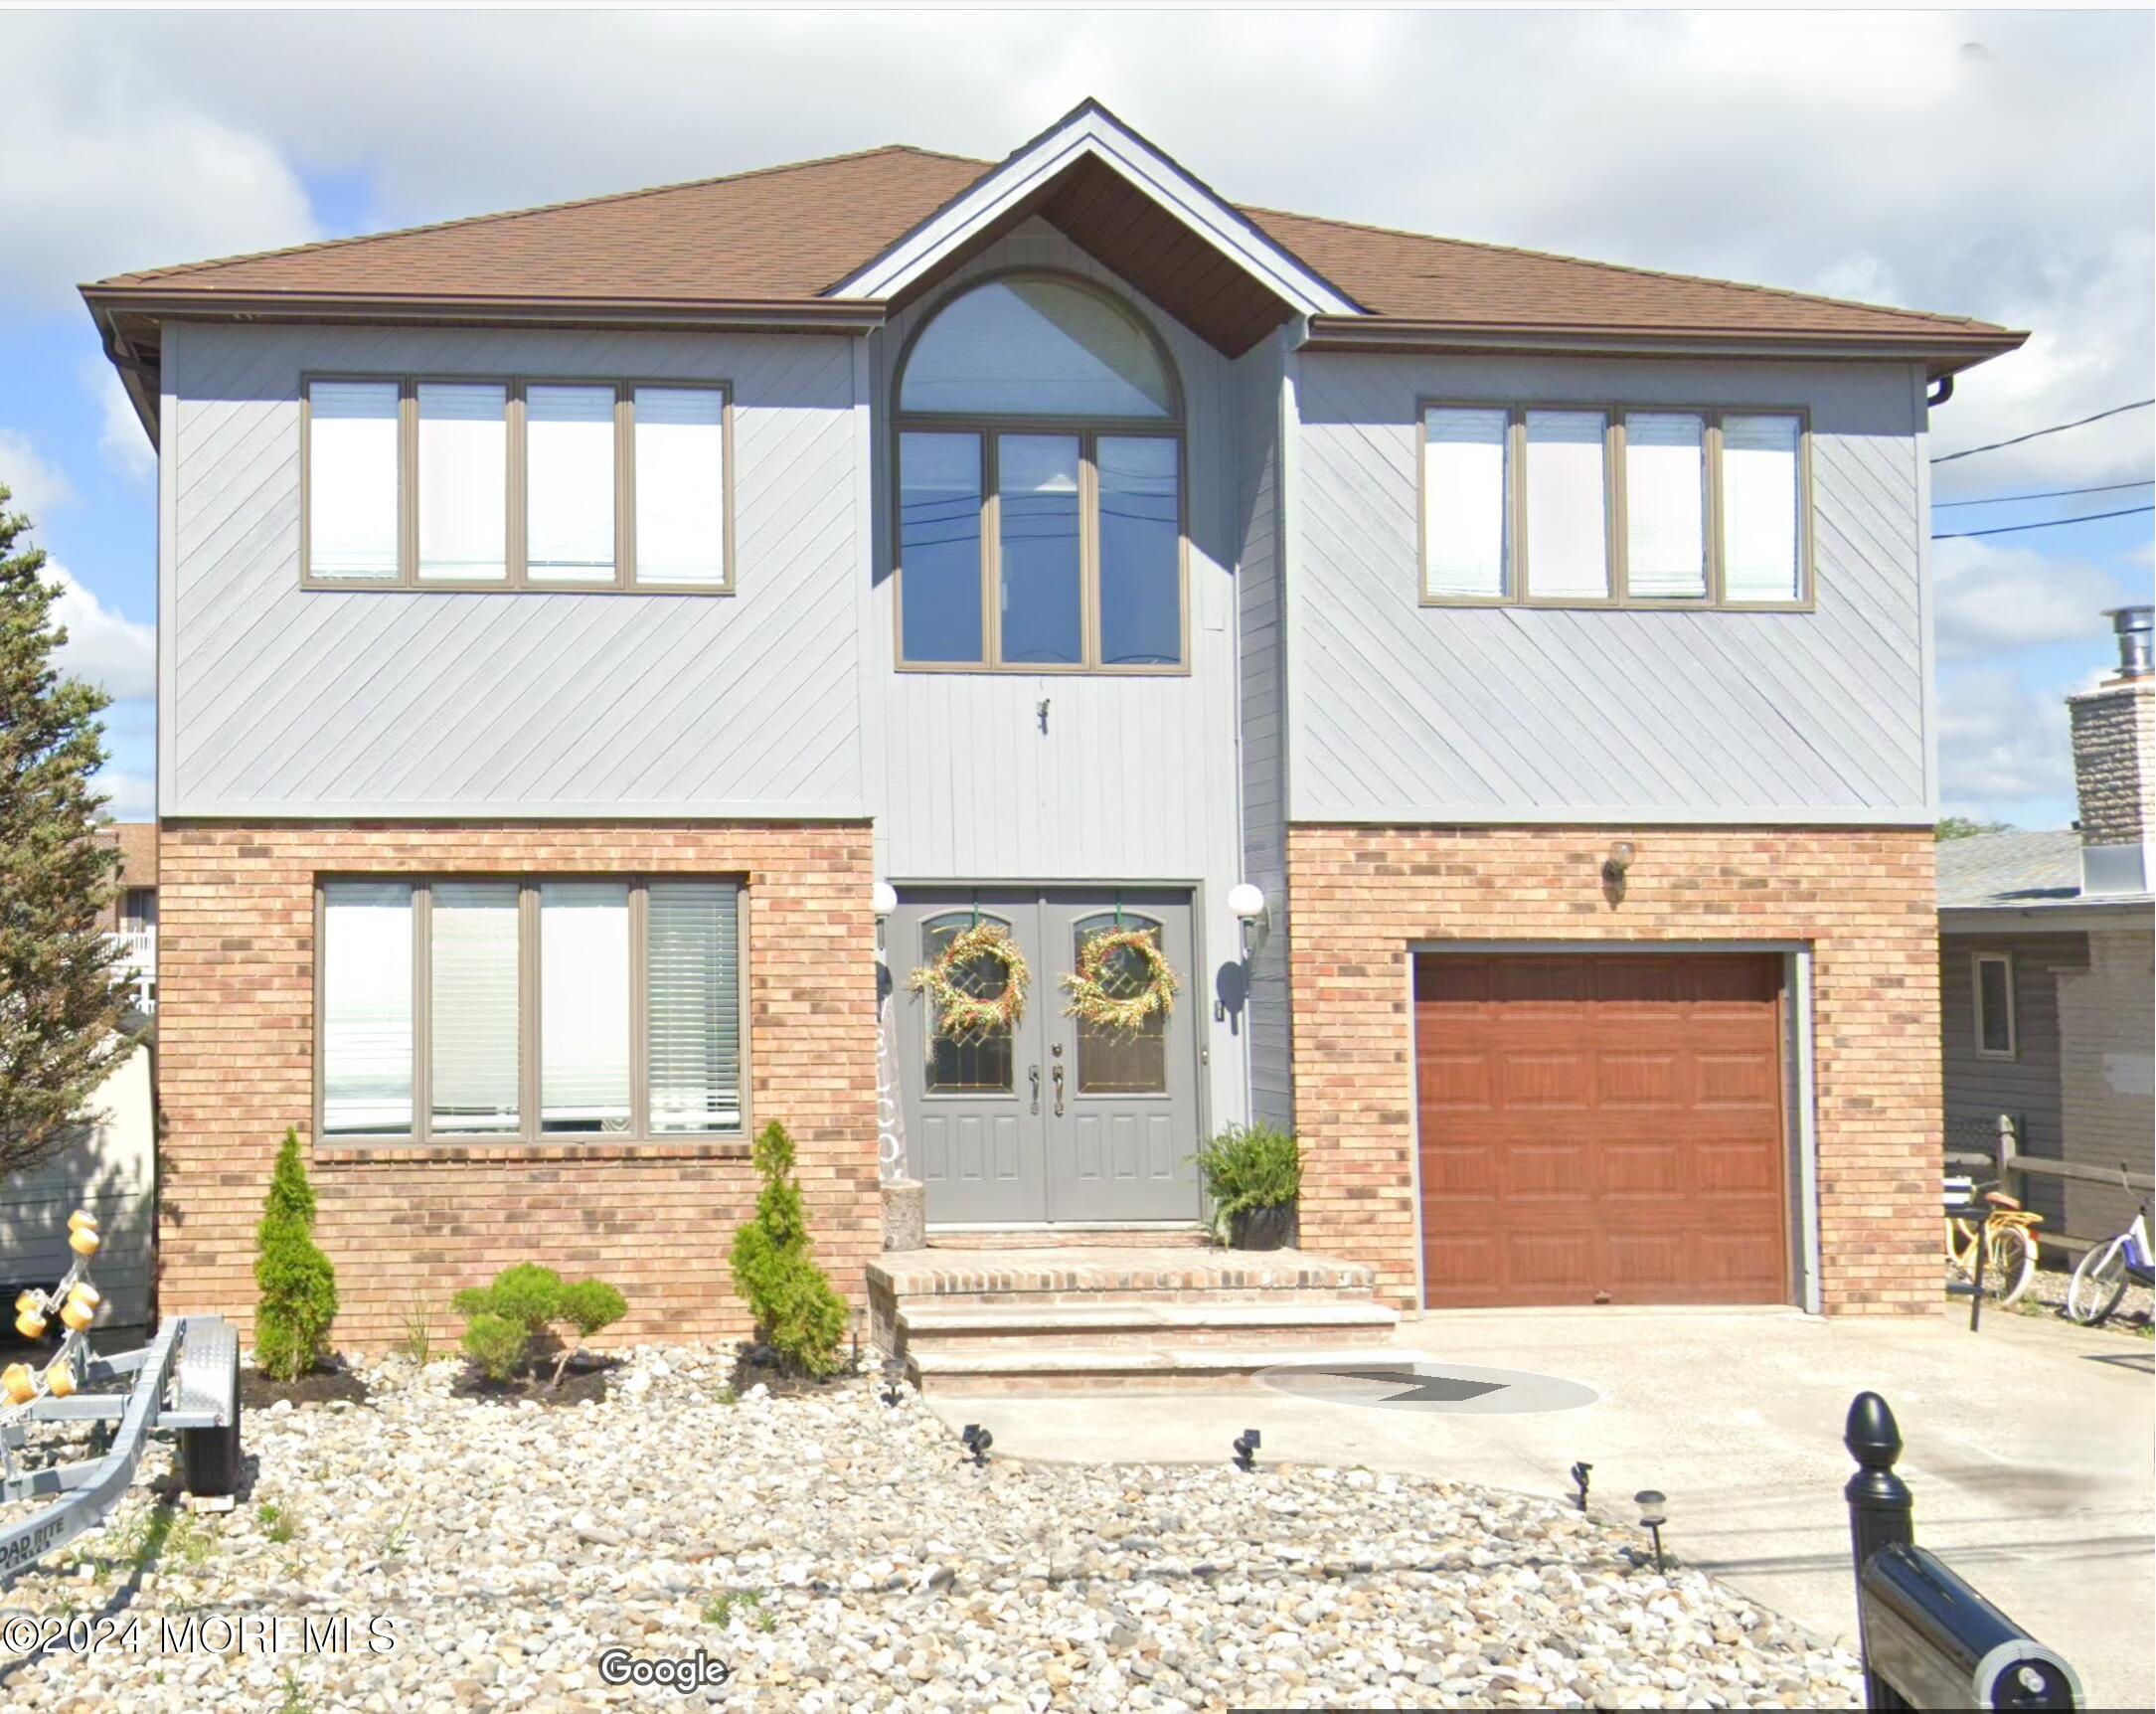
xmin=1415 ymin=952 xmax=1789 ymax=1308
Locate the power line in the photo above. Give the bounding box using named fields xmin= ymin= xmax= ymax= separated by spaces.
xmin=1932 ymin=504 xmax=2154 ymax=540
xmin=1931 ymin=399 xmax=2153 ymax=464
xmin=1934 ymin=476 xmax=2155 ymax=508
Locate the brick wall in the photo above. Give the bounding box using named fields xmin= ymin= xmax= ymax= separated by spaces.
xmin=2058 ymin=927 xmax=2156 ymax=1243
xmin=2070 ymin=678 xmax=2155 ymax=849
xmin=156 ymin=821 xmax=879 ymax=1351
xmin=1285 ymin=825 xmax=1941 ymax=1316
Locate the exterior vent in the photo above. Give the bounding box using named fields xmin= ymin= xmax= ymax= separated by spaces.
xmin=2107 ymin=603 xmax=2153 ymax=681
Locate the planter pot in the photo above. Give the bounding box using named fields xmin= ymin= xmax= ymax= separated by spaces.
xmin=1228 ymin=1203 xmax=1296 ymax=1251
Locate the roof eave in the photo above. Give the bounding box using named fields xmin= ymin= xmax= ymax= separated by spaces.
xmin=1300 ymin=315 xmax=2029 ymax=376
xmin=80 ymin=284 xmax=889 ymax=332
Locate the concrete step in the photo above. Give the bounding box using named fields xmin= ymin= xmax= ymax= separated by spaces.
xmin=897 ymin=1297 xmax=1400 ymax=1354
xmin=871 ymin=1247 xmax=1377 ymax=1300
xmin=906 ymin=1341 xmax=1432 ymax=1396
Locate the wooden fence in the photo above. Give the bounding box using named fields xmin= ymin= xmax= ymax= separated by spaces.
xmin=1945 ymin=1114 xmax=2154 ymax=1256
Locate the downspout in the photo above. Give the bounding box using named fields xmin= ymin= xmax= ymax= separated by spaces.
xmin=1926 ymin=374 xmax=1954 ymax=408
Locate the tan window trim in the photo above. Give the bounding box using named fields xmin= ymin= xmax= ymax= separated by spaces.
xmin=1972 ymin=949 xmax=2017 ymax=1062
xmin=1416 ymin=397 xmax=1814 ymax=612
xmin=311 ymin=874 xmax=751 ymax=1156
xmin=891 ymin=268 xmax=1191 ymax=677
xmin=299 ymin=373 xmax=735 ymax=595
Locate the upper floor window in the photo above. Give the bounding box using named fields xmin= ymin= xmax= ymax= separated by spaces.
xmin=303 ymin=377 xmax=731 ymax=592
xmin=895 ymin=274 xmax=1185 ymax=672
xmin=1419 ymin=403 xmax=1809 ymax=609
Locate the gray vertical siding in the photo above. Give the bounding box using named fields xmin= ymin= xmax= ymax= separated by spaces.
xmin=1288 ymin=352 xmax=1932 ymax=823
xmin=863 ymin=221 xmax=1255 ymax=1139
xmin=1233 ymin=331 xmax=1292 ymax=1129
xmin=164 ymin=322 xmax=865 ymax=816
xmin=1938 ymin=933 xmax=2084 ymax=1229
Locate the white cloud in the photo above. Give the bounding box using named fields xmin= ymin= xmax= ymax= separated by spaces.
xmin=1938 ymin=667 xmax=2073 ymax=811
xmin=46 ymin=564 xmax=155 ymax=702
xmin=90 ymin=367 xmax=156 ymax=482
xmin=93 ymin=771 xmax=156 ymax=820
xmin=1932 ymin=539 xmax=2124 ymax=660
xmin=0 ymin=429 xmax=75 ymax=519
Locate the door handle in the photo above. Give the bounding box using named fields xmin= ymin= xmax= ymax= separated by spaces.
xmin=1052 ymin=1063 xmax=1066 ymax=1116
xmin=1029 ymin=1066 xmax=1041 ymax=1115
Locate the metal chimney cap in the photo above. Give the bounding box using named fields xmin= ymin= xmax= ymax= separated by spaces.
xmin=2103 ymin=604 xmax=2153 ymax=679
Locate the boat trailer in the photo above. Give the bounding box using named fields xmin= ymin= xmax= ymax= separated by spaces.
xmin=0 ymin=1210 xmax=240 ymax=1587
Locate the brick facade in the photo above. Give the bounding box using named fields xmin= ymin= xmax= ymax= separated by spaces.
xmin=156 ymin=821 xmax=879 ymax=1350
xmin=1285 ymin=825 xmax=1942 ymax=1316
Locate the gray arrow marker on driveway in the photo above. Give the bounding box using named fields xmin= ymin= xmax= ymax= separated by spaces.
xmin=1314 ymin=1367 xmax=1509 ymax=1404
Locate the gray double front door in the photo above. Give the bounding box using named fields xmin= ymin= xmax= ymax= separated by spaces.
xmin=894 ymin=887 xmax=1202 ymax=1225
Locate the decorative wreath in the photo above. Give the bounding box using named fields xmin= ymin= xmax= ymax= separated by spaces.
xmin=909 ymin=922 xmax=1031 ymax=1049
xmin=1063 ymin=927 xmax=1180 ymax=1033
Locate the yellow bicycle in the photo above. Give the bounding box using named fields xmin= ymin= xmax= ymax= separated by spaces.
xmin=1944 ymin=1186 xmax=2042 ymax=1307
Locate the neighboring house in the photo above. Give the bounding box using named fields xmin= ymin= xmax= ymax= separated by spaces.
xmin=0 ymin=822 xmax=159 ymax=1330
xmin=83 ymin=100 xmax=2025 ymax=1349
xmin=1939 ymin=608 xmax=2156 ymax=1245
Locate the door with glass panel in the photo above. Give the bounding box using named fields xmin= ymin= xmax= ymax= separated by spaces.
xmin=893 ymin=888 xmax=1200 ymax=1226
xmin=892 ymin=890 xmax=1048 ymax=1224
xmin=1041 ymin=890 xmax=1200 ymax=1222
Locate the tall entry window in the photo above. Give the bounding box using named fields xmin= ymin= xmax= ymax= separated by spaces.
xmin=896 ymin=274 xmax=1186 ymax=672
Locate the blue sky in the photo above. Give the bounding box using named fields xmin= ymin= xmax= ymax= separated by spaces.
xmin=1 ymin=8 xmax=2148 ymax=828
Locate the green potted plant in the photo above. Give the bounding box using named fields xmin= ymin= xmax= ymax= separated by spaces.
xmin=1191 ymin=1123 xmax=1301 ymax=1250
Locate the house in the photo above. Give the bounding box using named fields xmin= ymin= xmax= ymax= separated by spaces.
xmin=1939 ymin=607 xmax=2155 ymax=1245
xmin=82 ymin=100 xmax=2025 ymax=1364
xmin=1 ymin=822 xmax=158 ymax=1330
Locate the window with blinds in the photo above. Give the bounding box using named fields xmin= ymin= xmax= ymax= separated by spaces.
xmin=301 ymin=377 xmax=731 ymax=589
xmin=1419 ymin=401 xmax=1808 ymax=608
xmin=317 ymin=876 xmax=745 ymax=1143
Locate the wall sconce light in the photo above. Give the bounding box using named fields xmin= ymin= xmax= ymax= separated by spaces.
xmin=1229 ymin=882 xmax=1270 ymax=964
xmin=1601 ymin=842 xmax=1635 ymax=886
xmin=872 ymin=881 xmax=898 ymax=953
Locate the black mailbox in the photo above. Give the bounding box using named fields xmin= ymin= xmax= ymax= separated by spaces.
xmin=1860 ymin=1543 xmax=2081 ymax=1709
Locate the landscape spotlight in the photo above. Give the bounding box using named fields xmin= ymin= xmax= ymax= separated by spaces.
xmin=961 ymin=1423 xmax=993 ymax=1466
xmin=1233 ymin=1429 xmax=1261 ymax=1472
xmin=1634 ymin=1488 xmax=1668 ymax=1574
xmin=880 ymin=1354 xmax=907 ymax=1408
xmin=1570 ymin=1460 xmax=1592 ymax=1511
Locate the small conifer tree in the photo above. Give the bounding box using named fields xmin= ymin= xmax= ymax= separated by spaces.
xmin=254 ymin=1128 xmax=338 ymax=1380
xmin=729 ymin=1120 xmax=848 ymax=1376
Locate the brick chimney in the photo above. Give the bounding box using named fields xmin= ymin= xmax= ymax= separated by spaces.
xmin=2070 ymin=604 xmax=2156 ymax=896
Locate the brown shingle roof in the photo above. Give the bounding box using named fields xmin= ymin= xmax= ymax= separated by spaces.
xmin=83 ymin=138 xmax=2019 ymax=355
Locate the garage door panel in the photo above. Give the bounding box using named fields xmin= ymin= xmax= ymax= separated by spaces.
xmin=1416 ymin=950 xmax=1789 ymax=1309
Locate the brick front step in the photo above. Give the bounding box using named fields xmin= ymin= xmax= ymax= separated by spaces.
xmin=869 ymin=1245 xmax=1398 ymax=1392
xmin=907 ymin=1341 xmax=1430 ymax=1396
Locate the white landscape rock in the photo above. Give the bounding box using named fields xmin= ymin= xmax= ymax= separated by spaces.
xmin=0 ymin=1345 xmax=1863 ymax=1710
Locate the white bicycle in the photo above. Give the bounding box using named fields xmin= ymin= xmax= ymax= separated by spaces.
xmin=2066 ymin=1165 xmax=2154 ymax=1327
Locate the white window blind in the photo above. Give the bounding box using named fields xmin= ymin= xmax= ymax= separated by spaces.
xmin=308 ymin=381 xmax=401 ymax=580
xmin=1525 ymin=410 xmax=1610 ymax=599
xmin=633 ymin=388 xmax=726 ymax=586
xmin=1624 ymin=412 xmax=1708 ymax=599
xmin=429 ymin=882 xmax=519 ymax=1133
xmin=1722 ymin=414 xmax=1802 ymax=601
xmin=1422 ymin=408 xmax=1511 ymax=599
xmin=417 ymin=383 xmax=507 ymax=582
xmin=540 ymin=882 xmax=630 ymax=1131
xmin=646 ymin=882 xmax=742 ymax=1132
xmin=321 ymin=881 xmax=413 ymax=1133
xmin=526 ymin=385 xmax=616 ymax=582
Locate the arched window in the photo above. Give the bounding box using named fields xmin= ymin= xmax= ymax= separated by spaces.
xmin=895 ymin=274 xmax=1185 ymax=672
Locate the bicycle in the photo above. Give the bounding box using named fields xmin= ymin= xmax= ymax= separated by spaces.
xmin=2065 ymin=1164 xmax=2153 ymax=1327
xmin=1943 ymin=1179 xmax=2042 ymax=1307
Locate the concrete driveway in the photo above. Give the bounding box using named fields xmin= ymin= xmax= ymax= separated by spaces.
xmin=925 ymin=1305 xmax=2154 ymax=1710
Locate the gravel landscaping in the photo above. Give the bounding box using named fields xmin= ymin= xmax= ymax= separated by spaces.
xmin=0 ymin=1345 xmax=1863 ymax=1711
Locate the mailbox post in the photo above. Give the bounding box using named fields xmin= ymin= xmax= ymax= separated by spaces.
xmin=1843 ymin=1393 xmax=2081 ymax=1710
